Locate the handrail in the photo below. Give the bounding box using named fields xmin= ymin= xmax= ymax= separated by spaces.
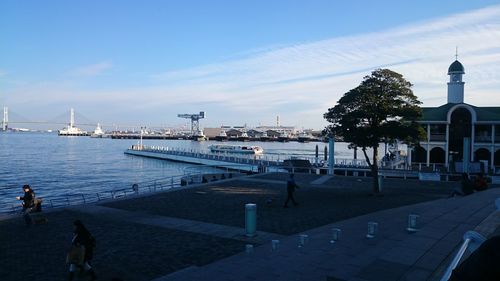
xmin=8 ymin=173 xmax=187 ymax=214
xmin=440 ymin=230 xmax=486 ymax=281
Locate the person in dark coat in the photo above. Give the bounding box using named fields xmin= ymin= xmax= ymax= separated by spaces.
xmin=449 ymin=235 xmax=500 ymax=281
xmin=284 ymin=173 xmax=299 ymax=208
xmin=68 ymin=220 xmax=97 ymax=281
xmin=451 ymin=173 xmax=474 ymax=197
xmin=474 ymin=173 xmax=488 ymax=191
xmin=16 ymin=184 xmax=35 ymax=211
xmin=460 ymin=173 xmax=474 ymax=195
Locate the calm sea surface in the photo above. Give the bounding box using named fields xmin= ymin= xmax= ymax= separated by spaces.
xmin=0 ymin=132 xmax=360 ymax=213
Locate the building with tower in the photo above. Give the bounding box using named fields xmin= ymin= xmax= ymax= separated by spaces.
xmin=412 ymin=58 xmax=500 ymax=174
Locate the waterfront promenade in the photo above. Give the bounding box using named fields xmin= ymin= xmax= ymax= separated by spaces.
xmin=0 ymin=173 xmax=498 ymax=281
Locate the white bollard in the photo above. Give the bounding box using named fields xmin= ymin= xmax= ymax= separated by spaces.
xmin=298 ymin=234 xmax=309 ymax=247
xmin=407 ymin=214 xmax=419 ymax=233
xmin=245 ymin=203 xmax=257 ymax=237
xmin=245 ymin=244 xmax=254 ymax=254
xmin=366 ymin=222 xmax=378 ymax=239
xmin=330 ymin=228 xmax=341 ymax=244
xmin=271 ymin=240 xmax=280 ymax=251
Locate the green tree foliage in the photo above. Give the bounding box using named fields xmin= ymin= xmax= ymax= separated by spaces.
xmin=324 ymin=69 xmax=425 ymax=194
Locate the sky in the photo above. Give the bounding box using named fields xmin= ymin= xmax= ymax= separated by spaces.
xmin=1 ymin=0 xmax=500 ymax=130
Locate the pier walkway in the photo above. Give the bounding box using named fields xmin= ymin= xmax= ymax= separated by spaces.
xmin=1 ymin=173 xmax=499 ymax=281
xmin=125 ymin=145 xmax=282 ymax=173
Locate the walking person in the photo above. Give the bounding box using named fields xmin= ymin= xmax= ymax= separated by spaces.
xmin=16 ymin=184 xmax=35 ymax=211
xmin=67 ymin=220 xmax=97 ymax=281
xmin=284 ymin=173 xmax=300 ymax=208
xmin=16 ymin=184 xmax=36 ymax=224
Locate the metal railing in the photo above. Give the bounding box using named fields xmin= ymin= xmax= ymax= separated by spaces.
xmin=9 ymin=174 xmax=187 ymax=214
xmin=440 ymin=230 xmax=486 ymax=281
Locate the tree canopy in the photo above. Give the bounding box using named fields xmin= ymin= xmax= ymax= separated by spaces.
xmin=324 ymin=69 xmax=424 ymax=193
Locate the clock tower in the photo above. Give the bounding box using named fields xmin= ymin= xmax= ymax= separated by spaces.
xmin=447 ymin=59 xmax=465 ymax=103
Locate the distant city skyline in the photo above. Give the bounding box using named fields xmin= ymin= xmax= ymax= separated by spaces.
xmin=1 ymin=0 xmax=500 ymax=130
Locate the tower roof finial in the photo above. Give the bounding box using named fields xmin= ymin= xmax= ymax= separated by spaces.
xmin=455 ymin=46 xmax=458 ymax=60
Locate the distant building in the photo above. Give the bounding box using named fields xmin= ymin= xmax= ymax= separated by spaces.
xmin=203 ymin=127 xmax=223 ymax=139
xmin=413 ymin=58 xmax=500 ymax=173
xmin=256 ymin=125 xmax=296 ymax=135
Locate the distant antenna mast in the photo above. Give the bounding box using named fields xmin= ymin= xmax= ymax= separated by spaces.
xmin=2 ymin=106 xmax=8 ymax=131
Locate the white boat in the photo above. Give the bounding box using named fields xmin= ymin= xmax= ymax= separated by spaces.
xmin=209 ymin=144 xmax=263 ymax=155
xmin=192 ymin=129 xmax=207 ymax=141
xmin=58 ymin=108 xmax=88 ymax=136
xmin=91 ymin=123 xmax=106 ymax=138
xmin=215 ymin=129 xmax=228 ymax=141
xmin=58 ymin=126 xmax=88 ymax=136
xmin=297 ymin=132 xmax=313 ymax=143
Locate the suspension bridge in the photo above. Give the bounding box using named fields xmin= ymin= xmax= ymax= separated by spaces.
xmin=0 ymin=106 xmax=182 ymax=132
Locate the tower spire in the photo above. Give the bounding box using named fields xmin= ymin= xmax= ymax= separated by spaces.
xmin=2 ymin=107 xmax=8 ymax=131
xmin=455 ymin=46 xmax=458 ymax=60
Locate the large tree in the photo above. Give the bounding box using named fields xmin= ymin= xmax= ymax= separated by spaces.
xmin=324 ymin=69 xmax=424 ymax=194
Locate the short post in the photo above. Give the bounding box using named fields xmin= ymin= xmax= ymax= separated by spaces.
xmin=407 ymin=214 xmax=419 ymax=233
xmin=271 ymin=240 xmax=280 ymax=251
xmin=330 ymin=228 xmax=341 ymax=244
xmin=245 ymin=203 xmax=257 ymax=237
xmin=245 ymin=244 xmax=254 ymax=254
xmin=366 ymin=222 xmax=378 ymax=239
xmin=298 ymin=234 xmax=309 ymax=247
xmin=328 ymin=137 xmax=335 ymax=175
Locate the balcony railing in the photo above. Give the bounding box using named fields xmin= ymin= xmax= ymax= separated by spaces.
xmin=429 ymin=134 xmax=446 ymax=142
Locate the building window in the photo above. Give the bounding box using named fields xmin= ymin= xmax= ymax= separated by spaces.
xmin=496 ymin=125 xmax=500 ymax=143
xmin=429 ymin=124 xmax=446 ymax=142
xmin=475 ymin=125 xmax=492 ymax=143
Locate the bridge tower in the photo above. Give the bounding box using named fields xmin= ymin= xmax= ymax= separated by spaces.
xmin=177 ymin=111 xmax=205 ymax=136
xmin=69 ymin=108 xmax=75 ymax=128
xmin=2 ymin=107 xmax=8 ymax=131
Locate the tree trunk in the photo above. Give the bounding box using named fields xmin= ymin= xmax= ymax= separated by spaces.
xmin=372 ymin=146 xmax=380 ymax=194
xmin=362 ymin=147 xmax=379 ymax=194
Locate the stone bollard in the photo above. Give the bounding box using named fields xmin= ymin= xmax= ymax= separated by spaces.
xmin=407 ymin=214 xmax=419 ymax=233
xmin=330 ymin=228 xmax=341 ymax=244
xmin=245 ymin=203 xmax=257 ymax=237
xmin=366 ymin=222 xmax=378 ymax=239
xmin=271 ymin=240 xmax=280 ymax=251
xmin=298 ymin=234 xmax=309 ymax=248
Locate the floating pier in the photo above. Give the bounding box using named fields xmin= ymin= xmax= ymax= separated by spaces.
xmin=125 ymin=145 xmax=281 ymax=173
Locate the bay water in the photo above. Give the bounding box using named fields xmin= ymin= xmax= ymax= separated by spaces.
xmin=0 ymin=132 xmax=362 ymax=213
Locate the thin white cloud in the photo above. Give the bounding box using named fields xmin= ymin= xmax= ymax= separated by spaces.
xmin=0 ymin=69 xmax=7 ymax=77
xmin=70 ymin=61 xmax=113 ymax=76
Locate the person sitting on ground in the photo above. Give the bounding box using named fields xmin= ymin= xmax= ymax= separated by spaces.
xmin=450 ymin=173 xmax=474 ymax=197
xmin=474 ymin=173 xmax=488 ymax=191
